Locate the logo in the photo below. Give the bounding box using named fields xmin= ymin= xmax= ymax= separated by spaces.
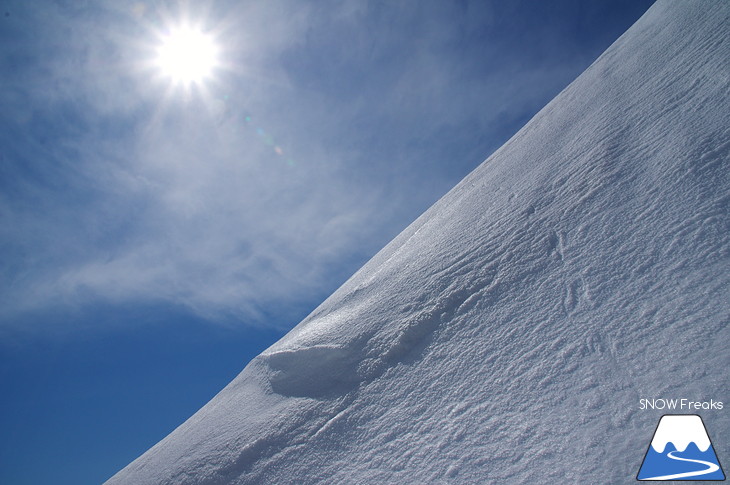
xmin=637 ymin=414 xmax=725 ymax=481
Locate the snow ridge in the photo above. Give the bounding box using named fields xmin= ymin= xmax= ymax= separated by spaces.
xmin=107 ymin=1 xmax=730 ymax=484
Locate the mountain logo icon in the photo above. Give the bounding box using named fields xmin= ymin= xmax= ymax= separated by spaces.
xmin=637 ymin=414 xmax=725 ymax=481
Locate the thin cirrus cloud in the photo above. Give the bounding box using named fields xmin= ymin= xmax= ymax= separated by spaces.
xmin=0 ymin=0 xmax=633 ymax=330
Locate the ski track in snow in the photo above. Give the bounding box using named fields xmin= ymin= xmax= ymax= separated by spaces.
xmin=107 ymin=1 xmax=730 ymax=484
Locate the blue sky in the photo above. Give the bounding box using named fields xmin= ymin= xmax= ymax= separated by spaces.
xmin=0 ymin=0 xmax=654 ymax=483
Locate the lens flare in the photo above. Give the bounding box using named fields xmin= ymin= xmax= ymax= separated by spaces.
xmin=236 ymin=110 xmax=296 ymax=167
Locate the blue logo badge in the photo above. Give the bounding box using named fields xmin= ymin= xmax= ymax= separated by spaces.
xmin=638 ymin=414 xmax=725 ymax=481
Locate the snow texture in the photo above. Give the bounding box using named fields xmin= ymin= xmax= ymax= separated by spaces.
xmin=107 ymin=1 xmax=729 ymax=483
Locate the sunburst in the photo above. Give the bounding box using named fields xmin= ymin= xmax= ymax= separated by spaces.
xmin=155 ymin=25 xmax=219 ymax=87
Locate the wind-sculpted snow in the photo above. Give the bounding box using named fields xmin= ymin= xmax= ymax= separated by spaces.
xmin=107 ymin=1 xmax=729 ymax=483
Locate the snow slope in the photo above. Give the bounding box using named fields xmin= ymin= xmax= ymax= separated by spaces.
xmin=107 ymin=1 xmax=729 ymax=483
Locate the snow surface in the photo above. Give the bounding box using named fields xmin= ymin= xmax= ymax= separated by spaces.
xmin=107 ymin=1 xmax=729 ymax=483
xmin=650 ymin=415 xmax=711 ymax=453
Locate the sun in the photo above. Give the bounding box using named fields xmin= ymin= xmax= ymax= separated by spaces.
xmin=156 ymin=26 xmax=219 ymax=86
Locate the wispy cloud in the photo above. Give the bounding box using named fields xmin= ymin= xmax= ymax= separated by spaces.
xmin=1 ymin=0 xmax=628 ymax=330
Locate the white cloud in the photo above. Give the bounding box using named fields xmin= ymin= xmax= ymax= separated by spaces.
xmin=0 ymin=0 xmax=610 ymax=330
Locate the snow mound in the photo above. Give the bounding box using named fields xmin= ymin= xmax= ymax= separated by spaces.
xmin=107 ymin=1 xmax=729 ymax=483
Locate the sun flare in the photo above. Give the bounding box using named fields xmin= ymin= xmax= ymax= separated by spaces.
xmin=156 ymin=26 xmax=219 ymax=85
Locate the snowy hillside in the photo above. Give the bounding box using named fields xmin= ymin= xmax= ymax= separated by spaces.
xmin=107 ymin=1 xmax=729 ymax=483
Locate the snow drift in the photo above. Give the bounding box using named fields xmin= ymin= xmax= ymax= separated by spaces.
xmin=107 ymin=1 xmax=729 ymax=483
